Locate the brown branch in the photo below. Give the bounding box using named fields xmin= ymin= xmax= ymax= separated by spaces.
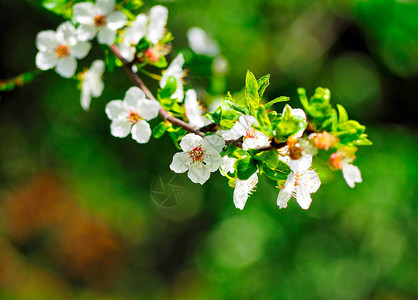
xmin=109 ymin=45 xmax=204 ymax=137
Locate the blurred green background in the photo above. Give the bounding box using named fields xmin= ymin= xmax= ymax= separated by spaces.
xmin=0 ymin=0 xmax=417 ymax=299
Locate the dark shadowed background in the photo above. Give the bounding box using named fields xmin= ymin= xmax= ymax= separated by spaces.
xmin=0 ymin=0 xmax=417 ymax=299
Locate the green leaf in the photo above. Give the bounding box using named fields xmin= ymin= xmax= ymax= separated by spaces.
xmin=220 ymin=119 xmax=235 ymax=130
xmin=42 ymin=0 xmax=67 ymax=15
xmin=337 ymin=104 xmax=348 ymax=123
xmin=257 ymin=74 xmax=270 ymax=98
xmin=262 ymin=161 xmax=290 ymax=180
xmin=256 ymin=106 xmax=273 ymax=136
xmin=225 ymin=99 xmax=249 ymax=115
xmin=255 ymin=150 xmax=279 ymax=169
xmin=297 ymin=87 xmax=309 ymax=110
xmin=264 ymin=96 xmax=289 ymax=110
xmin=245 ymin=70 xmax=259 ymax=114
xmin=152 ymin=122 xmax=169 ymax=139
xmin=158 ymin=76 xmax=177 ymax=99
xmin=234 ymin=156 xmax=258 ymax=180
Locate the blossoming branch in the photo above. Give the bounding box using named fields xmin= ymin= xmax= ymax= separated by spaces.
xmin=1 ymin=0 xmax=372 ymax=211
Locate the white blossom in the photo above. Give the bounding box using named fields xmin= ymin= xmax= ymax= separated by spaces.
xmin=160 ymin=53 xmax=186 ymax=102
xmin=234 ymin=172 xmax=258 ymax=210
xmin=119 ymin=5 xmax=168 ymax=61
xmin=73 ymin=0 xmax=127 ymax=46
xmin=277 ymin=155 xmax=321 ymax=210
xmin=35 ymin=22 xmax=91 ymax=78
xmin=342 ymin=163 xmax=362 ymax=188
xmin=170 ymin=134 xmax=225 ymax=185
xmin=187 ymin=27 xmax=220 ymax=56
xmin=185 ymin=89 xmax=211 ymax=128
xmin=222 ymin=115 xmax=271 ymax=150
xmin=105 ymin=86 xmax=160 ymax=143
xmin=80 ymin=59 xmax=105 ymax=111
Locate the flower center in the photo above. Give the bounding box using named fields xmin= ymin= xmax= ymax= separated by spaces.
xmin=128 ymin=111 xmax=141 ymax=124
xmin=94 ymin=14 xmax=107 ymax=27
xmin=55 ymin=44 xmax=70 ymax=58
xmin=189 ymin=146 xmax=205 ymax=163
xmin=246 ymin=127 xmax=257 ymax=139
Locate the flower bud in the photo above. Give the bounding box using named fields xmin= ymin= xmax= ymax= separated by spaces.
xmin=311 ymin=131 xmax=339 ymax=150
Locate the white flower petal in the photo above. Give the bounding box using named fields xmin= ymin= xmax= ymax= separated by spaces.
xmin=242 ymin=132 xmax=270 ymax=150
xmin=277 ymin=173 xmax=295 ymax=209
xmin=81 ymin=88 xmax=92 ymax=111
xmin=90 ymin=59 xmax=105 ymax=76
xmin=160 ymin=53 xmax=185 ymax=87
xmin=179 ymin=133 xmax=202 ymax=152
xmin=147 ymin=5 xmax=168 ymax=44
xmin=233 ymin=189 xmax=248 ymax=210
xmin=70 ymin=41 xmax=91 ymax=59
xmin=56 ymin=56 xmax=76 ymax=78
xmin=187 ymin=27 xmax=220 ymax=56
xmin=124 ymin=86 xmax=146 ymax=109
xmin=342 ymin=163 xmax=362 ymax=188
xmin=221 ymin=156 xmax=236 ymax=174
xmin=296 ymin=186 xmax=312 ymax=210
xmin=300 ymin=170 xmax=321 ymax=193
xmin=36 ymin=51 xmax=58 ymax=70
xmin=97 ymin=26 xmax=116 ymax=45
xmin=170 ymin=152 xmax=191 ymax=173
xmin=72 ymin=3 xmax=97 ymax=25
xmin=138 ymin=99 xmax=160 ymax=121
xmin=202 ymin=134 xmax=225 ymax=153
xmin=233 ymin=172 xmax=258 ymax=210
xmin=105 ymin=100 xmax=125 ymax=120
xmin=36 ymin=30 xmax=57 ymax=52
xmin=77 ymin=24 xmax=97 ymax=41
xmin=125 ymin=14 xmax=147 ymax=45
xmin=110 ymin=119 xmax=131 ymax=138
xmin=289 ymin=155 xmax=312 ymax=173
xmin=118 ymin=43 xmax=136 ymax=62
xmin=56 ymin=22 xmax=77 ymax=46
xmin=131 ymin=120 xmax=151 ymax=144
xmin=203 ymin=152 xmax=222 ymax=172
xmin=96 ymin=0 xmax=115 ymax=14
xmin=107 ymin=11 xmax=127 ymax=30
xmin=188 ymin=165 xmax=210 ymax=185
xmin=185 ymin=89 xmax=206 ymax=127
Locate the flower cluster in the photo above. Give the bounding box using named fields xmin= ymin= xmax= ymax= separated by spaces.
xmin=30 ymin=0 xmax=371 ymax=212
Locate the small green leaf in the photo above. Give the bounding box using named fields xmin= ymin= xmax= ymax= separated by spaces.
xmin=264 ymin=96 xmax=289 ymax=110
xmin=337 ymin=104 xmax=348 ymax=123
xmin=257 ymin=74 xmax=270 ymax=98
xmin=225 ymin=99 xmax=249 ymax=115
xmin=256 ymin=106 xmax=273 ymax=136
xmin=234 ymin=156 xmax=258 ymax=180
xmin=245 ymin=70 xmax=259 ymax=114
xmin=158 ymin=76 xmax=177 ymax=99
xmin=153 ymin=122 xmax=169 ymax=139
xmin=220 ymin=119 xmax=235 ymax=130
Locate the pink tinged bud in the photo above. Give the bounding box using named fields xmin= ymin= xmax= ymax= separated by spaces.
xmin=312 ymin=131 xmax=339 ymax=150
